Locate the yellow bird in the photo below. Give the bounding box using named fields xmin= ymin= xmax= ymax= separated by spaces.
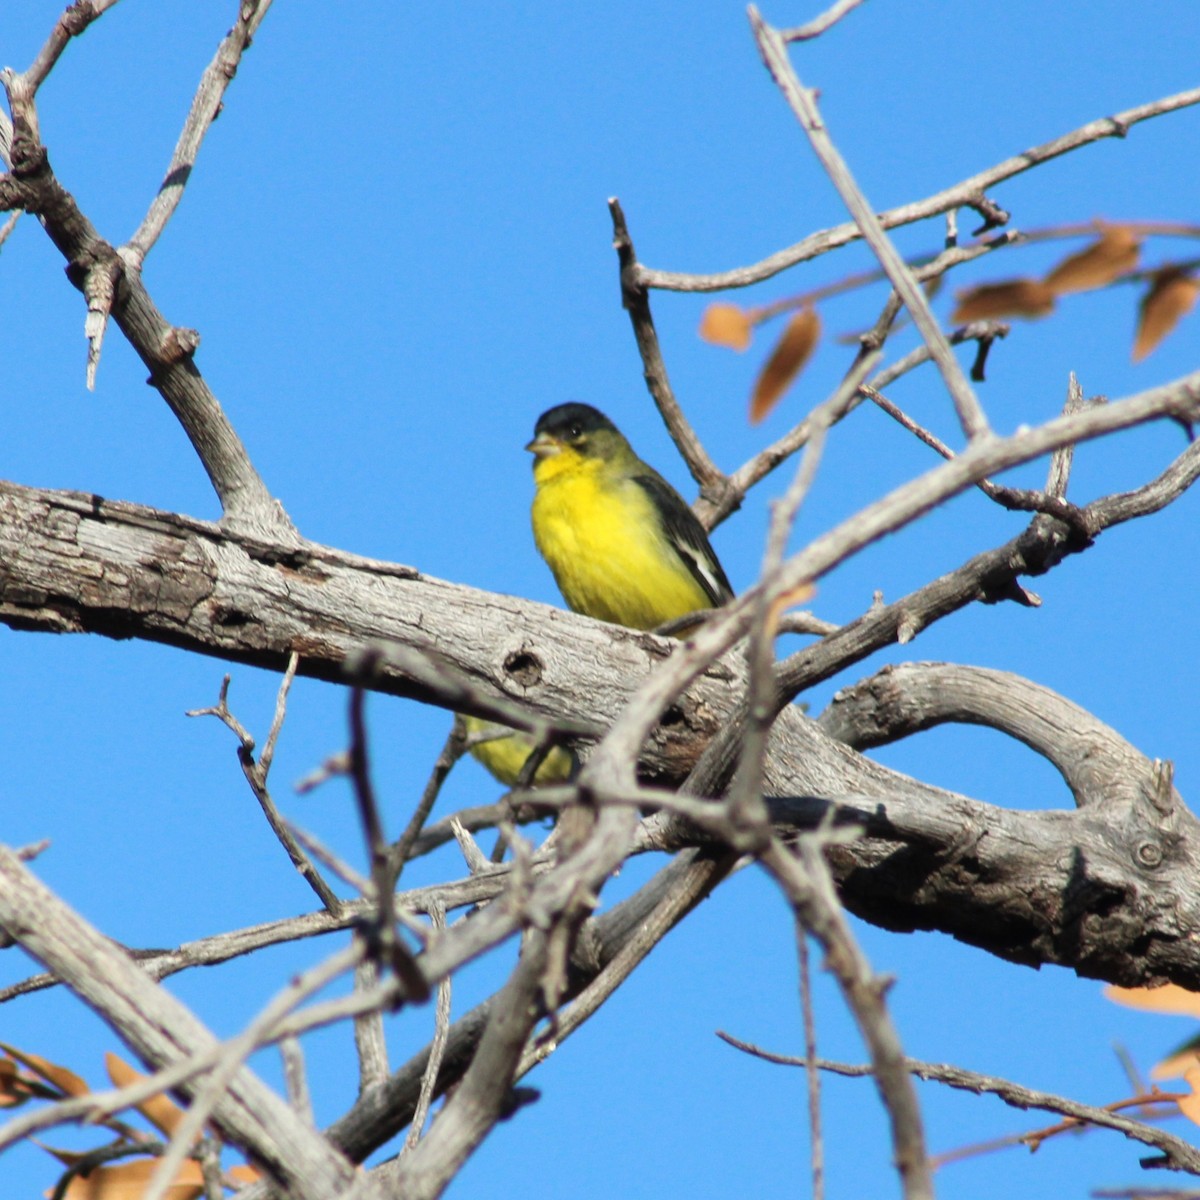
xmin=526 ymin=402 xmax=733 ymax=628
xmin=467 ymin=402 xmax=732 ymax=788
xmin=462 ymin=714 xmax=575 ymax=788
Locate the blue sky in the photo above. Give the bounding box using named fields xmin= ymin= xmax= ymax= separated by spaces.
xmin=3 ymin=2 xmax=1200 ymax=1197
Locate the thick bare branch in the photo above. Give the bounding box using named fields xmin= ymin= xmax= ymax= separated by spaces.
xmin=0 ymin=134 xmax=293 ymax=537
xmin=0 ymin=846 xmax=358 ymax=1200
xmin=818 ymin=662 xmax=1167 ymax=810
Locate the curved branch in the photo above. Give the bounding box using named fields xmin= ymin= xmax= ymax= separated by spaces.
xmin=817 ymin=662 xmax=1167 ymax=810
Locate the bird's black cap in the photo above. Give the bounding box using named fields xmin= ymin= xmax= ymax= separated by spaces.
xmin=533 ymin=403 xmax=618 ymax=440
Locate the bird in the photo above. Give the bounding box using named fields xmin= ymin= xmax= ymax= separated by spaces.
xmin=525 ymin=402 xmax=733 ymax=629
xmin=462 ymin=714 xmax=575 ymax=787
xmin=466 ymin=403 xmax=732 ymax=789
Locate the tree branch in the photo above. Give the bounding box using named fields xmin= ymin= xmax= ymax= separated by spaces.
xmin=637 ymin=86 xmax=1200 ymax=293
xmin=818 ymin=662 xmax=1166 ymax=810
xmin=0 ymin=846 xmax=358 ymax=1199
xmin=750 ymin=7 xmax=990 ymax=441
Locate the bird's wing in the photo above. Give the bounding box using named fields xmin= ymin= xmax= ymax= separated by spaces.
xmin=633 ymin=471 xmax=734 ymax=607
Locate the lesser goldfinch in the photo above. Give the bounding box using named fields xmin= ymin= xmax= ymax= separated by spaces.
xmin=462 ymin=715 xmax=575 ymax=787
xmin=466 ymin=403 xmax=732 ymax=789
xmin=526 ymin=402 xmax=733 ymax=628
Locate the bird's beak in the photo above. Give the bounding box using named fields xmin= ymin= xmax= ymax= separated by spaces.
xmin=525 ymin=432 xmax=560 ymax=458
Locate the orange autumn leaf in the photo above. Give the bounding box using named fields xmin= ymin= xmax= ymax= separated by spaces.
xmin=0 ymin=1058 xmax=24 ymax=1107
xmin=1104 ymin=982 xmax=1200 ymax=1017
xmin=699 ymin=303 xmax=754 ymax=351
xmin=950 ymin=278 xmax=1056 ymax=323
xmin=49 ymin=1156 xmax=204 ymax=1200
xmin=1043 ymin=225 xmax=1141 ymax=295
xmin=1133 ymin=268 xmax=1200 ymax=362
xmin=0 ymin=1055 xmax=57 ymax=1107
xmin=1151 ymin=1047 xmax=1200 ymax=1082
xmin=1178 ymin=1066 xmax=1200 ymax=1129
xmin=0 ymin=1042 xmax=90 ymax=1098
xmin=749 ymin=307 xmax=821 ymax=424
xmin=105 ymin=1052 xmax=188 ymax=1138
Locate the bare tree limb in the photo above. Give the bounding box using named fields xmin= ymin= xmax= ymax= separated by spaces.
xmin=781 ymin=0 xmax=868 ymax=41
xmin=637 ymin=86 xmax=1200 ymax=293
xmin=124 ymin=0 xmax=274 ymax=267
xmin=750 ymin=6 xmax=990 ymax=441
xmin=0 ymin=50 xmax=293 ymax=534
xmin=0 ymin=846 xmax=359 ymax=1199
xmin=761 ymin=837 xmax=933 ymax=1200
xmin=609 ymin=197 xmax=725 ymax=495
xmin=717 ymin=1033 xmax=1200 ymax=1175
xmin=818 ymin=662 xmax=1166 ymax=811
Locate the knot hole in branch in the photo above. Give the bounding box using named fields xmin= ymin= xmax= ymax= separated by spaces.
xmin=503 ymin=648 xmax=543 ymax=690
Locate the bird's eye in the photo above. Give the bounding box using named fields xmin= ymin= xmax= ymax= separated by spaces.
xmin=567 ymin=423 xmax=583 ymax=440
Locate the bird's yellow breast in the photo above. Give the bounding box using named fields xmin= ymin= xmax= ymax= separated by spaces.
xmin=531 ymin=450 xmax=712 ymax=629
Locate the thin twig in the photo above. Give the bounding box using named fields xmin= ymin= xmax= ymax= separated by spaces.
xmin=0 ymin=210 xmax=20 ymax=250
xmin=404 ymin=901 xmax=451 ymax=1152
xmin=758 ymin=838 xmax=933 ymax=1200
xmin=124 ymin=0 xmax=275 ymax=267
xmin=749 ymin=7 xmax=989 ymax=441
xmin=279 ymin=1036 xmax=314 ymax=1126
xmin=387 ymin=719 xmax=470 ymax=884
xmin=797 ymin=925 xmax=824 ymax=1200
xmin=638 ymin=88 xmax=1200 ymax=293
xmin=140 ymin=942 xmax=365 ymax=1200
xmin=860 ymin=381 xmax=1086 ymax=531
xmin=699 ymin=321 xmax=1008 ymax=528
xmin=187 ymin=669 xmax=342 ymax=915
xmin=1046 ymin=372 xmax=1087 ymax=499
xmin=609 ymin=198 xmax=725 ymax=493
xmin=727 ymin=357 xmax=876 ymax=827
xmin=347 ymin=663 xmax=429 ymax=1002
xmin=781 ymin=0 xmax=868 ymax=41
xmin=717 ymin=1034 xmax=1200 ymax=1172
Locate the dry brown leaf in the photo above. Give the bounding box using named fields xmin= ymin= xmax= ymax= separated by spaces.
xmin=749 ymin=307 xmax=821 ymax=424
xmin=104 ymin=1052 xmax=187 ymax=1138
xmin=0 ymin=1056 xmax=43 ymax=1107
xmin=699 ymin=303 xmax=753 ymax=351
xmin=1133 ymin=268 xmax=1200 ymax=362
xmin=38 ymin=1145 xmax=90 ymax=1168
xmin=1043 ymin=226 xmax=1141 ymax=295
xmin=950 ymin=278 xmax=1056 ymax=323
xmin=227 ymin=1164 xmax=262 ymax=1184
xmin=1105 ymin=982 xmax=1200 ymax=1017
xmin=49 ymin=1156 xmax=204 ymax=1200
xmin=1178 ymin=1067 xmax=1200 ymax=1129
xmin=0 ymin=1042 xmax=90 ymax=1098
xmin=1151 ymin=1048 xmax=1200 ymax=1082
